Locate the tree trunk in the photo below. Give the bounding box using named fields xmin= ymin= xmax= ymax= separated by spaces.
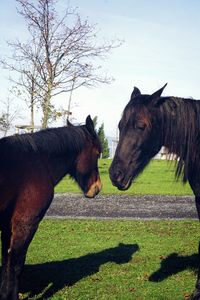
xmin=30 ymin=95 xmax=34 ymax=132
xmin=42 ymin=87 xmax=51 ymax=128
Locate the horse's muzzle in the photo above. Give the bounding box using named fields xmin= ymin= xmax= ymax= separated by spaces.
xmin=109 ymin=162 xmax=132 ymax=190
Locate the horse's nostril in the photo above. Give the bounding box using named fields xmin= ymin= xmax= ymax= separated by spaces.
xmin=109 ymin=162 xmax=125 ymax=184
xmin=115 ymin=170 xmax=121 ymax=179
xmin=95 ymin=185 xmax=99 ymax=195
xmin=113 ymin=169 xmax=124 ymax=182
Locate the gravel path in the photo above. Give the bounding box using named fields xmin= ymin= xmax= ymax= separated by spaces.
xmin=46 ymin=194 xmax=198 ymax=220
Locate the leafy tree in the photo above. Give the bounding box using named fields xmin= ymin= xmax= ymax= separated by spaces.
xmin=0 ymin=114 xmax=9 ymax=136
xmin=98 ymin=123 xmax=110 ymax=158
xmin=96 ymin=121 xmax=110 ymax=158
xmin=92 ymin=116 xmax=98 ymax=130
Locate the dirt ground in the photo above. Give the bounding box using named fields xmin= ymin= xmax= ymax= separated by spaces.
xmin=46 ymin=194 xmax=198 ymax=220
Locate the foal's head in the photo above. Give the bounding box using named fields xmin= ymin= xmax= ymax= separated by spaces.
xmin=71 ymin=115 xmax=102 ymax=198
xmin=109 ymin=84 xmax=167 ymax=190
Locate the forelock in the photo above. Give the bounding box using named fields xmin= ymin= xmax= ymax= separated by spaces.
xmin=123 ymin=100 xmax=152 ymax=128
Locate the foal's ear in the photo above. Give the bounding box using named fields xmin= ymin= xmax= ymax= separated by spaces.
xmin=86 ymin=115 xmax=95 ymax=135
xmin=148 ymin=83 xmax=167 ymax=107
xmin=67 ymin=119 xmax=73 ymax=127
xmin=131 ymin=87 xmax=141 ymax=99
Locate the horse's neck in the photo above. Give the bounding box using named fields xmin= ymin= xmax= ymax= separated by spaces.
xmin=162 ymin=97 xmax=198 ymax=159
xmin=46 ymin=154 xmax=76 ymax=186
xmin=36 ymin=126 xmax=85 ymax=186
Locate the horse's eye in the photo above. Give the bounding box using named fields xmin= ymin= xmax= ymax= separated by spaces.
xmin=135 ymin=123 xmax=146 ymax=131
xmin=96 ymin=150 xmax=101 ymax=158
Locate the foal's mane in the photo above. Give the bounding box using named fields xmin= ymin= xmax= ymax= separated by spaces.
xmin=159 ymin=96 xmax=200 ymax=182
xmin=0 ymin=125 xmax=91 ymax=156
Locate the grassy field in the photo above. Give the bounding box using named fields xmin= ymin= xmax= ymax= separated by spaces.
xmin=19 ymin=219 xmax=199 ymax=300
xmin=16 ymin=160 xmax=197 ymax=299
xmin=55 ymin=159 xmax=193 ymax=195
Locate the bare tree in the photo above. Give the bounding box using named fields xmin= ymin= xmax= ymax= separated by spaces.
xmin=1 ymin=37 xmax=43 ymax=128
xmin=0 ymin=97 xmax=21 ymax=136
xmin=1 ymin=0 xmax=122 ymax=128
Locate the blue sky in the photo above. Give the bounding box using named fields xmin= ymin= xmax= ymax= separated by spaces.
xmin=0 ymin=0 xmax=200 ymax=136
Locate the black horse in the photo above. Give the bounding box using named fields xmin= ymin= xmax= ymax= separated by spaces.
xmin=0 ymin=115 xmax=102 ymax=300
xmin=109 ymin=84 xmax=200 ymax=299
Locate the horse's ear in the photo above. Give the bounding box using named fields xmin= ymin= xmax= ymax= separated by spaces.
xmin=148 ymin=83 xmax=167 ymax=106
xmin=131 ymin=87 xmax=141 ymax=99
xmin=67 ymin=119 xmax=73 ymax=127
xmin=86 ymin=115 xmax=95 ymax=135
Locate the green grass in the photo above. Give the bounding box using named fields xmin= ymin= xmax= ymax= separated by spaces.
xmin=55 ymin=159 xmax=193 ymax=195
xmin=20 ymin=160 xmax=196 ymax=299
xmin=19 ymin=219 xmax=199 ymax=300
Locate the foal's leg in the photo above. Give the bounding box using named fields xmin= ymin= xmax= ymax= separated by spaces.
xmin=0 ymin=190 xmax=54 ymax=300
xmin=0 ymin=226 xmax=12 ymax=300
xmin=0 ymin=217 xmax=40 ymax=300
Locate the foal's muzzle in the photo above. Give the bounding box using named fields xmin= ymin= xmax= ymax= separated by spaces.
xmin=85 ymin=178 xmax=102 ymax=198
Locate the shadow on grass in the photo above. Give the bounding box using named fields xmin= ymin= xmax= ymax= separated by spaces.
xmin=20 ymin=243 xmax=139 ymax=299
xmin=149 ymin=252 xmax=199 ymax=282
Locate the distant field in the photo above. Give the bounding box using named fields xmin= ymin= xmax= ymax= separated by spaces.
xmin=55 ymin=159 xmax=193 ymax=195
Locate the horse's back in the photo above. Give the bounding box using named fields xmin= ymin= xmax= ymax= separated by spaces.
xmin=0 ymin=140 xmax=54 ymax=222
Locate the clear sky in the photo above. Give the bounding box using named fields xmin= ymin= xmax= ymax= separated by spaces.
xmin=0 ymin=0 xmax=200 ymax=137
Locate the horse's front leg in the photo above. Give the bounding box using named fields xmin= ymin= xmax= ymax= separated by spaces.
xmin=0 ymin=218 xmax=39 ymax=300
xmin=190 ymin=196 xmax=200 ymax=300
xmin=194 ymin=196 xmax=200 ymax=220
xmin=191 ymin=240 xmax=200 ymax=300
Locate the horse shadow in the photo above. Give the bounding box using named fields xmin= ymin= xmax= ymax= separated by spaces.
xmin=149 ymin=252 xmax=199 ymax=282
xmin=20 ymin=243 xmax=139 ymax=299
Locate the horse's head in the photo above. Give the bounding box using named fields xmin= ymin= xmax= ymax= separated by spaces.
xmin=72 ymin=115 xmax=102 ymax=198
xmin=109 ymin=84 xmax=167 ymax=190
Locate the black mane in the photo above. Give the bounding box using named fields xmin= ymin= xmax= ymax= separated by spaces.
xmin=0 ymin=125 xmax=91 ymax=156
xmin=159 ymin=96 xmax=200 ymax=182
